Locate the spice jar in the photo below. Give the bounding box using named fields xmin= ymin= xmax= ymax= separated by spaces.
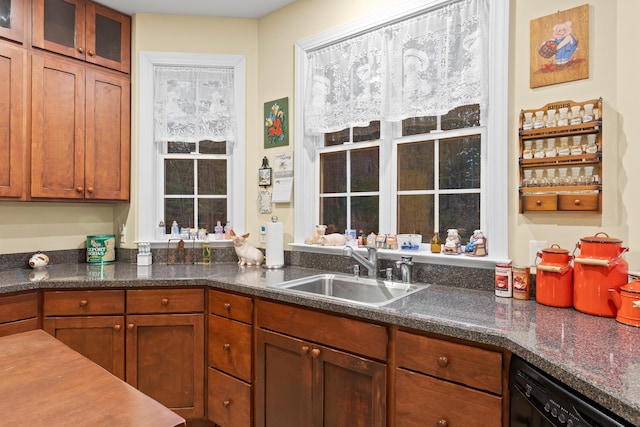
xmin=557 ymin=137 xmax=570 ymax=156
xmin=533 ymin=111 xmax=545 ymax=129
xmin=545 ymin=109 xmax=556 ymax=127
xmin=570 ymin=135 xmax=583 ymax=155
xmin=585 ymin=134 xmax=598 ymax=154
xmin=522 ymin=140 xmax=533 ymax=159
xmin=558 ymin=107 xmax=569 ymax=126
xmin=545 ymin=138 xmax=556 ymax=157
xmin=570 ymin=106 xmax=582 ymax=125
xmin=522 ymin=112 xmax=534 ymax=130
xmin=534 ymin=139 xmax=545 ymax=158
xmin=582 ymin=103 xmax=594 ymax=122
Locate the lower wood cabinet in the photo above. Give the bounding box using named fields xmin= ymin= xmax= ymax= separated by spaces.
xmin=0 ymin=291 xmax=39 ymax=337
xmin=393 ymin=329 xmax=505 ymax=427
xmin=42 ymin=288 xmax=204 ymax=421
xmin=255 ymin=300 xmax=387 ymax=427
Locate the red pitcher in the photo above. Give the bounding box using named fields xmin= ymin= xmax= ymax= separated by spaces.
xmin=573 ymin=232 xmax=629 ymax=317
xmin=535 ymin=244 xmax=573 ymax=307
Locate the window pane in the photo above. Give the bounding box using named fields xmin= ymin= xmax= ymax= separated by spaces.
xmin=402 ymin=116 xmax=437 ymax=136
xmin=325 ymin=129 xmax=349 ymax=146
xmin=320 ymin=151 xmax=346 ymax=193
xmin=320 ymin=197 xmax=346 ymax=235
xmin=397 ymin=194 xmax=433 ymax=238
xmin=165 ymin=159 xmax=193 ymax=194
xmin=0 ymin=0 xmax=11 ymax=29
xmin=44 ymin=0 xmax=76 ymax=48
xmin=198 ymin=159 xmax=226 ymax=195
xmin=351 ymin=196 xmax=379 ymax=235
xmin=351 ymin=147 xmax=379 ymax=192
xmin=439 ymin=136 xmax=481 ymax=190
xmin=439 ymin=193 xmax=480 ymax=243
xmin=441 ymin=104 xmax=480 ymax=130
xmin=353 ymin=121 xmax=380 ymax=142
xmin=165 ymin=198 xmax=194 ymax=229
xmin=198 ymin=199 xmax=227 ymax=233
xmin=167 ymin=141 xmax=195 ymax=153
xmin=199 ymin=140 xmax=226 ymax=154
xmin=398 ymin=141 xmax=434 ymax=191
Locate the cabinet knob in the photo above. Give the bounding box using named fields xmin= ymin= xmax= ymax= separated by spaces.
xmin=437 ymin=419 xmax=448 ymax=427
xmin=223 ymin=303 xmax=231 ymax=311
xmin=113 ymin=324 xmax=121 ymax=331
xmin=75 ymin=186 xmax=84 ymax=193
xmin=574 ymin=199 xmax=581 ymax=205
xmin=223 ymin=343 xmax=231 ymax=351
xmin=437 ymin=356 xmax=449 ymax=368
xmin=88 ymin=50 xmax=96 ymax=57
xmin=536 ymin=200 xmax=542 ymax=206
xmin=301 ymin=346 xmax=310 ymax=355
xmin=127 ymin=323 xmax=135 ymax=331
xmin=311 ymin=348 xmax=321 ymax=358
xmin=79 ymin=299 xmax=88 ymax=307
xmin=77 ymin=47 xmax=84 ymax=54
xmin=161 ymin=298 xmax=169 ymax=306
xmin=87 ymin=187 xmax=94 ymax=193
xmin=223 ymin=400 xmax=231 ymax=408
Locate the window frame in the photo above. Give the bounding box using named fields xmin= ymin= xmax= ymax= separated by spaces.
xmin=293 ymin=0 xmax=509 ymax=265
xmin=137 ymin=51 xmax=246 ymax=243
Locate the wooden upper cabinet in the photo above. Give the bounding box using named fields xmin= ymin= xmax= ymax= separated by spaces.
xmin=0 ymin=42 xmax=26 ymax=199
xmin=31 ymin=52 xmax=130 ymax=201
xmin=32 ymin=0 xmax=131 ymax=73
xmin=0 ymin=0 xmax=26 ymax=44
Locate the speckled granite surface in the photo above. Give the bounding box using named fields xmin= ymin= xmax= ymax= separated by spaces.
xmin=1 ymin=261 xmax=638 ymax=425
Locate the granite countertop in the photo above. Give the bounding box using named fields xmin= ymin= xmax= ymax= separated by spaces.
xmin=1 ymin=262 xmax=639 ymax=425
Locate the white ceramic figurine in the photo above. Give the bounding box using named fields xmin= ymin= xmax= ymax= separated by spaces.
xmin=229 ymin=230 xmax=264 ymax=266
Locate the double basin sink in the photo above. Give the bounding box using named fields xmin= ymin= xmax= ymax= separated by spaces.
xmin=270 ymin=273 xmax=428 ymax=307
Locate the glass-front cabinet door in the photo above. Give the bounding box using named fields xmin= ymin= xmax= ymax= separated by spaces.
xmin=0 ymin=0 xmax=26 ymax=44
xmin=32 ymin=0 xmax=130 ymax=73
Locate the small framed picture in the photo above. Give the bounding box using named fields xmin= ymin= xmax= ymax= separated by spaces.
xmin=259 ymin=167 xmax=272 ymax=187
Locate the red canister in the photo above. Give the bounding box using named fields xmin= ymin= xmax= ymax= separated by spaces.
xmin=573 ymin=232 xmax=629 ymax=317
xmin=535 ymin=244 xmax=573 ymax=307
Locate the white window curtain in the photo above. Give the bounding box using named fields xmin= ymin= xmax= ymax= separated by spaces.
xmin=304 ymin=0 xmax=489 ymax=136
xmin=154 ymin=66 xmax=236 ymax=147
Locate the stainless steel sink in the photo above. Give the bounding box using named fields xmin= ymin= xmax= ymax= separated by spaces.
xmin=271 ymin=274 xmax=428 ymax=307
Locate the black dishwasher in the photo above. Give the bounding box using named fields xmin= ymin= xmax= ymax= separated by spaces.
xmin=510 ymin=355 xmax=633 ymax=427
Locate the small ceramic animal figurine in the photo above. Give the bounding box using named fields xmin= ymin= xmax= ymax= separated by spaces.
xmin=304 ymin=224 xmax=327 ymax=245
xmin=318 ymin=233 xmax=347 ymax=246
xmin=29 ymin=252 xmax=49 ymax=268
xmin=443 ymin=229 xmax=461 ymax=255
xmin=229 ymin=230 xmax=264 ymax=266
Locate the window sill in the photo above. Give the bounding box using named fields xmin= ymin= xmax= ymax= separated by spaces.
xmin=145 ymin=239 xmax=234 ymax=249
xmin=289 ymin=243 xmax=509 ymax=270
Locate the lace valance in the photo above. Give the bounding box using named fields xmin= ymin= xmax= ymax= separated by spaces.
xmin=154 ymin=66 xmax=236 ymax=146
xmin=304 ymin=0 xmax=489 ymax=135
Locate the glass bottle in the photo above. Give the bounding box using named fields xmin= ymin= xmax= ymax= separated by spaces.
xmin=570 ymin=135 xmax=583 ymax=155
xmin=570 ymin=106 xmax=582 ymax=125
xmin=558 ymin=107 xmax=569 ymax=126
xmin=522 ymin=169 xmax=532 ymax=187
xmin=570 ymin=167 xmax=582 ymax=185
xmin=557 ymin=137 xmax=570 ymax=156
xmin=582 ymin=103 xmax=594 ymax=123
xmin=534 ymin=169 xmax=545 ymax=187
xmin=585 ymin=134 xmax=598 ymax=154
xmin=522 ymin=140 xmax=533 ymax=159
xmin=583 ymin=166 xmax=595 ymax=185
xmin=522 ymin=112 xmax=534 ymax=130
xmin=430 ymin=231 xmax=441 ymax=253
xmin=546 ymin=168 xmax=557 ymax=186
xmin=533 ymin=111 xmax=545 ymax=129
xmin=545 ymin=109 xmax=557 ymax=127
xmin=534 ymin=139 xmax=545 ymax=158
xmin=557 ymin=167 xmax=568 ymax=185
xmin=545 ymin=138 xmax=556 ymax=157
xmin=214 ymin=221 xmax=224 ymax=240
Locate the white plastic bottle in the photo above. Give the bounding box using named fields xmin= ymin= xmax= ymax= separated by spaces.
xmin=171 ymin=221 xmax=179 ymax=238
xmin=214 ymin=221 xmax=224 ymax=240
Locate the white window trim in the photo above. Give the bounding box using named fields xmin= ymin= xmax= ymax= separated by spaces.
xmin=293 ymin=0 xmax=510 ymax=267
xmin=137 ymin=51 xmax=246 ymax=243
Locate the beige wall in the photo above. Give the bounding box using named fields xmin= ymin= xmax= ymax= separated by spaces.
xmin=3 ymin=0 xmax=638 ymax=272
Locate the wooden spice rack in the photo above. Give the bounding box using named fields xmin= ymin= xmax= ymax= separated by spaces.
xmin=518 ymin=98 xmax=602 ymax=213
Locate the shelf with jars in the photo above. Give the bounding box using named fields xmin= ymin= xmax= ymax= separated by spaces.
xmin=518 ymin=98 xmax=602 ymax=213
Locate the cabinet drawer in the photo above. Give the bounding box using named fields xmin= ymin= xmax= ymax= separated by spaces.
xmin=209 ymin=289 xmax=252 ymax=324
xmin=208 ymin=368 xmax=252 ymax=427
xmin=558 ymin=193 xmax=599 ymax=210
xmin=0 ymin=292 xmax=38 ymax=323
xmin=522 ymin=194 xmax=557 ymax=211
xmin=127 ymin=288 xmax=204 ymax=313
xmin=396 ymin=331 xmax=502 ymax=395
xmin=395 ymin=369 xmax=502 ymax=427
xmin=209 ymin=315 xmax=252 ymax=382
xmin=44 ymin=290 xmax=124 ymax=316
xmin=0 ymin=318 xmax=38 ymax=337
xmin=257 ymin=299 xmax=387 ymax=361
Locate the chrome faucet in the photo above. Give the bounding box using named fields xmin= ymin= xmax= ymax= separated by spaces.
xmin=395 ymin=255 xmax=414 ymax=284
xmin=343 ymin=246 xmax=379 ymax=278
